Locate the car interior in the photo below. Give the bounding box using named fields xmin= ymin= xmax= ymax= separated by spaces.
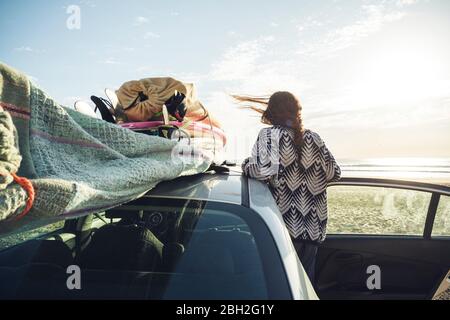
xmin=316 ymin=236 xmax=450 ymax=300
xmin=315 ymin=186 xmax=450 ymax=300
xmin=0 ymin=199 xmax=268 ymax=300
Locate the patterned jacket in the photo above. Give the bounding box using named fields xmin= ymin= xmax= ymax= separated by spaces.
xmin=242 ymin=126 xmax=341 ymax=243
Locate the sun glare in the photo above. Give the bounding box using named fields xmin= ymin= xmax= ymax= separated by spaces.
xmin=351 ymin=40 xmax=446 ymax=107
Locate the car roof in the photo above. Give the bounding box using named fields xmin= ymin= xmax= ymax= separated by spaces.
xmin=146 ymin=169 xmax=450 ymax=205
xmin=146 ymin=169 xmax=245 ymax=205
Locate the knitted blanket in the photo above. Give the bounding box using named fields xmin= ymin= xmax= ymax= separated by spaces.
xmin=0 ymin=63 xmax=211 ymax=234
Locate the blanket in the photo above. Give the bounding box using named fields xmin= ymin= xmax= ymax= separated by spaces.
xmin=0 ymin=63 xmax=211 ymax=234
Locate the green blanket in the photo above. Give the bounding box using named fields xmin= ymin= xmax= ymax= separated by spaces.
xmin=0 ymin=63 xmax=211 ymax=234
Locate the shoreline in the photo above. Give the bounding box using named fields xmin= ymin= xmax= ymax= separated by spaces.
xmin=341 ymin=171 xmax=450 ymax=187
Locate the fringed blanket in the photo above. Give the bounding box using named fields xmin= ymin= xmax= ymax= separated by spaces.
xmin=0 ymin=63 xmax=211 ymax=234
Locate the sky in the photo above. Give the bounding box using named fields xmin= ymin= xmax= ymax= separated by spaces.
xmin=1 ymin=0 xmax=449 ymax=161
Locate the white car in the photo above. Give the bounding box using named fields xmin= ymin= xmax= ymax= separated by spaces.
xmin=0 ymin=169 xmax=448 ymax=300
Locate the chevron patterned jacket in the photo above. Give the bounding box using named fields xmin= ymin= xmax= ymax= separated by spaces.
xmin=242 ymin=126 xmax=341 ymax=243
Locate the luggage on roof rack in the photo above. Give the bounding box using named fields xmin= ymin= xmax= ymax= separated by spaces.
xmin=81 ymin=77 xmax=226 ymax=165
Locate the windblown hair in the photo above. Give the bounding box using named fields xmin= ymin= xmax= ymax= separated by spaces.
xmin=233 ymin=91 xmax=305 ymax=158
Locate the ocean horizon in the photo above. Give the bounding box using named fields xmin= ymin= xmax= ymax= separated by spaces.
xmin=232 ymin=157 xmax=450 ymax=186
xmin=338 ymin=157 xmax=450 ymax=186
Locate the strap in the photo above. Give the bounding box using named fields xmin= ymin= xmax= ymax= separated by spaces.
xmin=90 ymin=96 xmax=116 ymax=123
xmin=126 ymin=91 xmax=148 ymax=109
xmin=11 ymin=173 xmax=35 ymax=220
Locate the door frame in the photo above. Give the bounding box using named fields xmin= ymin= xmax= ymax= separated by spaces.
xmin=328 ymin=177 xmax=450 ymax=238
xmin=318 ymin=177 xmax=450 ymax=299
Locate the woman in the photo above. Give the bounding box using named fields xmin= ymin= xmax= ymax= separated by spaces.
xmin=237 ymin=91 xmax=341 ymax=284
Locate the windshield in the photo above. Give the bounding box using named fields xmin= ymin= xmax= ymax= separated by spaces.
xmin=0 ymin=198 xmax=290 ymax=300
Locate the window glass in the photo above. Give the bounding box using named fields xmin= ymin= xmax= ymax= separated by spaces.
xmin=97 ymin=201 xmax=269 ymax=299
xmin=327 ymin=186 xmax=431 ymax=235
xmin=0 ymin=199 xmax=287 ymax=300
xmin=433 ymin=196 xmax=450 ymax=237
xmin=0 ymin=221 xmax=65 ymax=251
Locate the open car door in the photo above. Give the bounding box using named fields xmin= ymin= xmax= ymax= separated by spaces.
xmin=316 ymin=178 xmax=450 ymax=300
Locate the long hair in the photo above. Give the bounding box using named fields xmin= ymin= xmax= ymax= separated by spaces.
xmin=233 ymin=91 xmax=305 ymax=158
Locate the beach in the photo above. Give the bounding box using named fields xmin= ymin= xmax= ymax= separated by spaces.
xmin=327 ymin=185 xmax=449 ymax=236
xmin=327 ymin=158 xmax=450 ymax=236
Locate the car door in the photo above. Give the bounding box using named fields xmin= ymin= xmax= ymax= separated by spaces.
xmin=316 ymin=178 xmax=450 ymax=300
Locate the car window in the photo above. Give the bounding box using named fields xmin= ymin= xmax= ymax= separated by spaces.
xmin=0 ymin=220 xmax=65 ymax=251
xmin=327 ymin=185 xmax=431 ymax=236
xmin=433 ymin=196 xmax=450 ymax=237
xmin=95 ymin=200 xmax=271 ymax=299
xmin=0 ymin=198 xmax=291 ymax=300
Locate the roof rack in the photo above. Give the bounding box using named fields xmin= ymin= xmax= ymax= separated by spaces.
xmin=206 ymin=160 xmax=237 ymax=174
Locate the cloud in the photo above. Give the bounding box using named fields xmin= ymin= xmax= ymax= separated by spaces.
xmin=13 ymin=46 xmax=45 ymax=54
xmin=167 ymin=0 xmax=449 ymax=160
xmin=14 ymin=46 xmax=33 ymax=52
xmin=136 ymin=65 xmax=155 ymax=75
xmin=296 ymin=17 xmax=324 ymax=33
xmin=396 ymin=0 xmax=419 ymax=7
xmin=100 ymin=58 xmax=120 ymax=65
xmin=211 ymin=36 xmax=274 ymax=82
xmin=299 ymin=4 xmax=407 ymax=57
xmin=207 ymin=35 xmax=311 ymax=160
xmin=79 ymin=0 xmax=96 ymax=8
xmin=206 ymin=1 xmax=428 ymax=138
xmin=133 ymin=16 xmax=149 ymax=26
xmin=307 ymin=96 xmax=450 ymax=130
xmin=144 ymin=31 xmax=160 ymax=39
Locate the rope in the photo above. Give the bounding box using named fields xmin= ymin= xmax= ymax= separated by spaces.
xmin=0 ymin=108 xmax=34 ymax=220
xmin=11 ymin=173 xmax=35 ymax=220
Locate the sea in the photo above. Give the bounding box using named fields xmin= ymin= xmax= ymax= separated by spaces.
xmin=339 ymin=157 xmax=450 ymax=186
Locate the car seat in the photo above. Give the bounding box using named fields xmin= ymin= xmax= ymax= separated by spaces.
xmin=78 ymin=223 xmax=163 ymax=272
